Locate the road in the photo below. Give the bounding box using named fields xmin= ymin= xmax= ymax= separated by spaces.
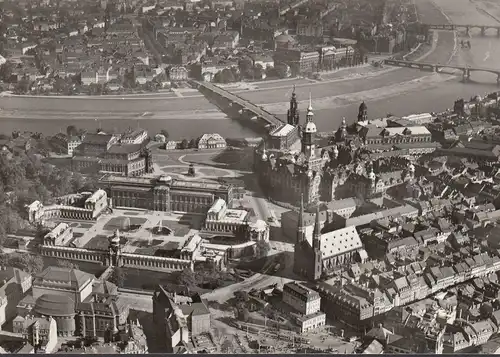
xmin=118 ymin=291 xmax=153 ymax=313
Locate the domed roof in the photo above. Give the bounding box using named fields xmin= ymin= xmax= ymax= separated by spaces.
xmin=34 ymin=294 xmax=75 ymax=316
xmin=473 ymin=95 xmax=482 ymax=102
xmin=275 ymin=33 xmax=295 ymax=43
xmin=304 ymin=121 xmax=317 ymax=133
xmin=359 ymin=101 xmax=367 ymax=110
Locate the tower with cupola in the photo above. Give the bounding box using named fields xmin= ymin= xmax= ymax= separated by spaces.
xmin=287 ymin=85 xmax=300 ymax=126
xmin=301 ymin=94 xmax=317 ymax=160
xmin=358 ymin=101 xmax=368 ymax=122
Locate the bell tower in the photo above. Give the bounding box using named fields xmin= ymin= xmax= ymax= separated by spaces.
xmin=358 ymin=101 xmax=367 ymax=122
xmin=301 ymin=93 xmax=317 ymax=159
xmin=287 ymin=85 xmax=300 ymax=126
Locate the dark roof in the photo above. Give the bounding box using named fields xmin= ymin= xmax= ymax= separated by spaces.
xmin=179 ymin=301 xmax=210 ymax=317
xmin=34 ymin=266 xmax=94 ymax=291
xmin=34 ymin=294 xmax=75 ymax=316
xmin=82 ymin=133 xmax=114 ymax=145
xmin=107 ymin=143 xmax=143 ymax=155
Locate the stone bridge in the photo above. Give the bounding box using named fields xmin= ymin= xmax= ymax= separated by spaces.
xmin=425 ymin=23 xmax=500 ymax=37
xmin=383 ymin=59 xmax=500 ymax=84
xmin=192 ymin=80 xmax=284 ymax=128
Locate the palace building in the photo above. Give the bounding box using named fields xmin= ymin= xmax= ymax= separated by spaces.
xmin=293 ymin=198 xmax=367 ymax=281
xmin=255 ymin=92 xmax=338 ymax=206
xmin=99 ymin=174 xmax=234 ymax=214
xmin=26 ymin=189 xmax=109 ymax=224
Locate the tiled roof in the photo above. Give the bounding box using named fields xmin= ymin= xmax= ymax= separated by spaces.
xmin=34 ymin=267 xmax=94 ymax=290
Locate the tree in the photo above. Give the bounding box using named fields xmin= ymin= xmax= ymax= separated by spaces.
xmin=179 ymin=139 xmax=188 ymax=149
xmin=4 ymin=253 xmax=44 ymax=274
xmin=15 ymin=79 xmax=31 ymax=94
xmin=160 ymin=130 xmax=169 ymax=140
xmin=56 ymin=260 xmax=79 ymax=270
xmin=108 ymin=267 xmax=127 ymax=288
xmin=274 ymin=64 xmax=288 ymax=79
xmin=238 ymin=307 xmax=250 ymax=322
xmin=188 ymin=164 xmax=195 ymax=177
xmin=238 ymin=58 xmax=253 ymax=79
xmin=221 ymin=339 xmax=234 ymax=353
xmin=188 ymin=139 xmax=196 ymax=149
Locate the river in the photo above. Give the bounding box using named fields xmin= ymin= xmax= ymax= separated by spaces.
xmin=0 ymin=0 xmax=499 ymax=138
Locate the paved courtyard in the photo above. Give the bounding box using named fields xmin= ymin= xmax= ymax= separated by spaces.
xmin=55 ymin=209 xmax=203 ymax=255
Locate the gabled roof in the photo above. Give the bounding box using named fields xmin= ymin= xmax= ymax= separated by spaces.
xmin=34 ymin=266 xmax=94 ymax=291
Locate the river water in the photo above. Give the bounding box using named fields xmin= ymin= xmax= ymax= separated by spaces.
xmin=1 ymin=0 xmax=499 ymax=138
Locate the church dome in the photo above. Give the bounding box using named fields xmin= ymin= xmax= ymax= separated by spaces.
xmin=304 ymin=121 xmax=317 ymax=133
xmin=34 ymin=294 xmax=75 ymax=317
xmin=359 ymin=101 xmax=367 ymax=110
xmin=275 ymin=33 xmax=295 ymax=43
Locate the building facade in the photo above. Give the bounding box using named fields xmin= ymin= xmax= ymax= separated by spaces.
xmin=294 ymin=203 xmax=367 ymax=281
xmin=100 ymin=174 xmax=233 ymax=213
xmin=197 ymin=133 xmax=227 ymax=149
xmin=203 ymin=198 xmax=249 ymax=236
xmin=12 ymin=316 xmax=58 ymax=353
xmin=282 ymin=282 xmax=321 ymax=316
xmin=254 ymin=93 xmax=334 ymax=206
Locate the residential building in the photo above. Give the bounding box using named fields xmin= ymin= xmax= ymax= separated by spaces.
xmin=169 ymin=66 xmax=188 ymax=81
xmin=0 ymin=267 xmax=32 ymax=327
xmin=197 ymin=133 xmax=226 ymax=149
xmin=282 ymin=282 xmax=321 ymax=316
xmin=153 ymin=286 xmax=213 ymax=353
xmin=12 ymin=316 xmax=58 ymax=353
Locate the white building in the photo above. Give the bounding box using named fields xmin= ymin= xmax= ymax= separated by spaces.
xmin=197 ymin=133 xmax=226 ymax=149
xmin=204 ymin=198 xmax=249 ymax=236
xmin=283 ymin=282 xmax=321 ymax=316
xmin=282 ymin=282 xmax=326 ymax=333
xmin=121 ymin=128 xmax=148 ymax=144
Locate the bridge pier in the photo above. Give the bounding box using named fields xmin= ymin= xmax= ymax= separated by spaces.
xmin=481 ymin=27 xmax=486 ymax=36
xmin=497 ymin=28 xmax=500 ymax=37
xmin=497 ymin=74 xmax=500 ymax=86
xmin=463 ymin=68 xmax=471 ymax=82
xmin=465 ymin=26 xmax=470 ymax=37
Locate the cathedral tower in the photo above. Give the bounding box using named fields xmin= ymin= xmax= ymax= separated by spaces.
xmin=296 ymin=194 xmax=306 ymax=243
xmin=358 ymin=101 xmax=368 ymax=122
xmin=311 ymin=204 xmax=323 ymax=280
xmin=301 ymin=94 xmax=317 ymax=159
xmin=287 ymin=85 xmax=300 ymax=126
xmin=313 ymin=205 xmax=321 ymax=250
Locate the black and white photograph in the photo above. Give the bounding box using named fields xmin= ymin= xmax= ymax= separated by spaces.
xmin=0 ymin=0 xmax=500 ymax=353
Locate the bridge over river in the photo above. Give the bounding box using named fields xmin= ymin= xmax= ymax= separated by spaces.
xmin=192 ymin=80 xmax=285 ymax=128
xmin=383 ymin=59 xmax=500 ymax=84
xmin=425 ymin=23 xmax=500 ymax=37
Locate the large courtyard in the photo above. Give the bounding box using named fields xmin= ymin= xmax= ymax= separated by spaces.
xmin=54 ymin=209 xmax=204 ymax=255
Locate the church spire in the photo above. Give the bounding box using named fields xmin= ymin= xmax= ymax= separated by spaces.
xmin=297 ymin=193 xmax=305 ymax=243
xmin=313 ymin=204 xmax=321 ymax=249
xmin=287 ymin=85 xmax=299 ymax=126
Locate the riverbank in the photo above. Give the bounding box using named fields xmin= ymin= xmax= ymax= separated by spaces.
xmin=0 ymin=0 xmax=495 ymax=139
